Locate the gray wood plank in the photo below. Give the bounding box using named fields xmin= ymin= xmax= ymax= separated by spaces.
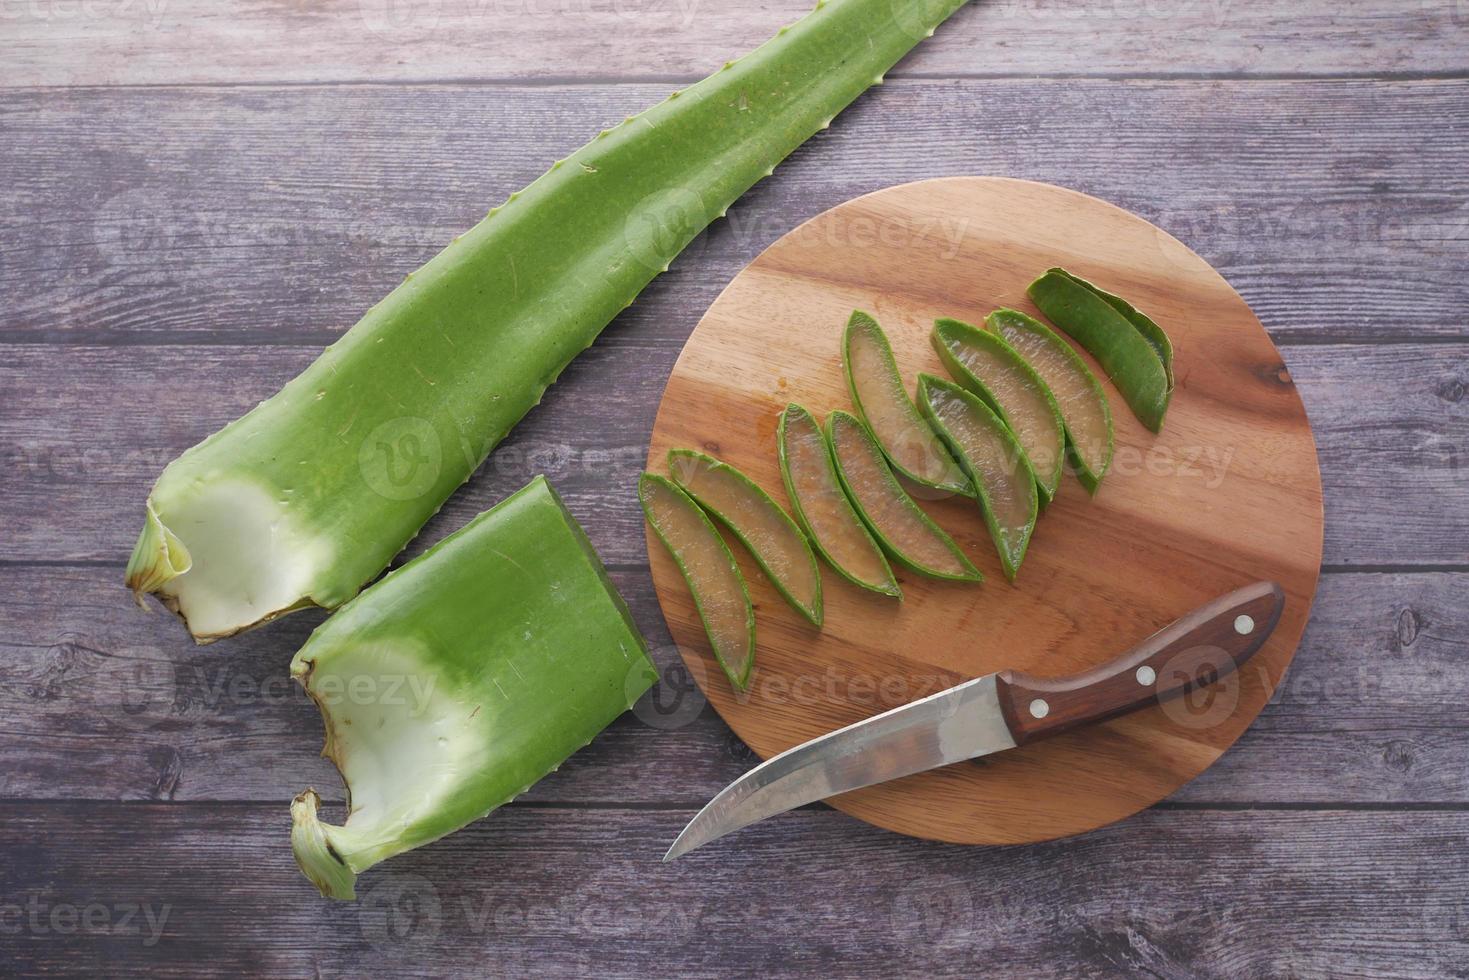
xmin=0 ymin=0 xmax=1463 ymax=87
xmin=0 ymin=342 xmax=1463 ymax=567
xmin=0 ymin=802 xmax=1464 ymax=977
xmin=1 ymin=566 xmax=1464 ymax=804
xmin=1 ymin=80 xmax=1466 ymax=346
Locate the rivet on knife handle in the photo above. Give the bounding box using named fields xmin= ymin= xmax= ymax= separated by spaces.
xmin=995 ymin=580 xmax=1285 ymax=744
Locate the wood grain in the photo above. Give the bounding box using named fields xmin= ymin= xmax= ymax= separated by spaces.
xmin=3 ymin=80 xmax=1467 ymax=346
xmin=1 ymin=0 xmax=1466 ymax=971
xmin=1 ymin=803 xmax=1464 ymax=978
xmin=0 ymin=0 xmax=1462 ymax=87
xmin=2 ymin=342 xmax=1463 ymax=567
xmin=0 ymin=567 xmax=1465 ymax=804
xmin=648 ymin=177 xmax=1324 ymax=844
xmin=5 ymin=564 xmax=1463 ymax=811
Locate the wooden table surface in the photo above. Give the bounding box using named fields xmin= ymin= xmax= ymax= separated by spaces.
xmin=1 ymin=1 xmax=1466 ymax=976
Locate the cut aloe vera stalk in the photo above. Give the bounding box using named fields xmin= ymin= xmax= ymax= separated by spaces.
xmin=640 ymin=473 xmax=756 ymax=690
xmin=917 ymin=375 xmax=1038 ymax=581
xmin=826 ymin=411 xmax=982 ymax=583
xmin=126 ymin=0 xmax=973 ymax=641
xmin=1027 ymin=268 xmax=1173 ymax=433
xmin=932 ymin=317 xmax=1066 ymax=505
xmin=986 ymin=308 xmax=1114 ymax=494
xmin=290 ymin=476 xmax=655 ymax=901
xmin=668 ymin=448 xmax=822 ymax=627
xmin=778 ymin=403 xmax=900 ymax=598
xmin=842 ymin=310 xmax=972 ymax=498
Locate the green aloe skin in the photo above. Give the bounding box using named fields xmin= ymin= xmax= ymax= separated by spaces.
xmin=1027 ymin=268 xmax=1174 ymax=433
xmin=1050 ymin=268 xmax=1175 ymax=388
xmin=640 ymin=473 xmax=757 ymax=691
xmin=986 ymin=308 xmax=1114 ymax=494
xmin=931 ymin=317 xmax=1067 ymax=505
xmin=125 ymin=0 xmax=972 ymax=641
xmin=826 ymin=410 xmax=982 ymax=583
xmin=779 ymin=403 xmax=901 ymax=598
xmin=290 ymin=477 xmax=656 ymax=901
xmin=668 ymin=448 xmax=823 ymax=627
xmin=917 ymin=375 xmax=1039 ymax=582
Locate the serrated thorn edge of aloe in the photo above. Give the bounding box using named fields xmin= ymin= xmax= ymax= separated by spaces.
xmin=126 ymin=0 xmax=972 ymax=640
xmin=666 ymin=447 xmax=823 ymax=628
xmin=639 ymin=472 xmax=756 ymax=690
xmin=931 ymin=316 xmax=1066 ymax=506
xmin=842 ymin=309 xmax=975 ymax=500
xmin=915 ymin=374 xmax=1038 ymax=582
xmin=985 ymin=307 xmax=1114 ymax=495
xmin=825 ymin=410 xmax=983 ymax=583
xmin=1026 ymin=269 xmax=1172 ymax=433
xmin=777 ymin=403 xmax=902 ymax=598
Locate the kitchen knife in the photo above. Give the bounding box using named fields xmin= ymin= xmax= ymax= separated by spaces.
xmin=665 ymin=580 xmax=1285 ymax=860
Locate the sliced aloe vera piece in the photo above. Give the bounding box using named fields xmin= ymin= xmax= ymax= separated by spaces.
xmin=640 ymin=473 xmax=756 ymax=690
xmin=986 ymin=308 xmax=1114 ymax=494
xmin=1050 ymin=268 xmax=1174 ymax=388
xmin=778 ymin=403 xmax=900 ymax=598
xmin=917 ymin=375 xmax=1038 ymax=582
xmin=826 ymin=411 xmax=982 ymax=583
xmin=932 ymin=317 xmax=1066 ymax=505
xmin=289 ymin=476 xmax=656 ymax=901
xmin=842 ymin=310 xmax=973 ymax=498
xmin=668 ymin=448 xmax=822 ymax=627
xmin=1027 ymin=268 xmax=1173 ymax=433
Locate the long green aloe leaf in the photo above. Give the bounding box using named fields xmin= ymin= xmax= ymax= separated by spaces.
xmin=125 ymin=0 xmax=971 ymax=640
xmin=290 ymin=476 xmax=655 ymax=901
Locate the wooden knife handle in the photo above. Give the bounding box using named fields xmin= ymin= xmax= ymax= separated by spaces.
xmin=995 ymin=581 xmax=1286 ymax=745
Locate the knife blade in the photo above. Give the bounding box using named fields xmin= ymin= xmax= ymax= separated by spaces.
xmin=665 ymin=579 xmax=1285 ymax=860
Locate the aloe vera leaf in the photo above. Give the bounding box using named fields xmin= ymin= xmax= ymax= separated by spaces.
xmin=1050 ymin=268 xmax=1174 ymax=388
xmin=778 ymin=403 xmax=900 ymax=598
xmin=668 ymin=448 xmax=823 ymax=627
xmin=125 ymin=0 xmax=972 ymax=641
xmin=842 ymin=310 xmax=973 ymax=498
xmin=289 ymin=476 xmax=655 ymax=901
xmin=640 ymin=473 xmax=756 ymax=690
xmin=986 ymin=308 xmax=1114 ymax=494
xmin=826 ymin=411 xmax=982 ymax=583
xmin=932 ymin=317 xmax=1066 ymax=505
xmin=1027 ymin=268 xmax=1172 ymax=432
xmin=917 ymin=375 xmax=1038 ymax=582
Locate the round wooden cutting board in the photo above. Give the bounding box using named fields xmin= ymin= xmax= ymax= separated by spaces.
xmin=645 ymin=177 xmax=1323 ymax=845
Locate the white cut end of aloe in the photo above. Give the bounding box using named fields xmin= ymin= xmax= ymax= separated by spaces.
xmin=153 ymin=477 xmax=330 ymax=639
xmin=295 ymin=641 xmax=490 ymax=874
